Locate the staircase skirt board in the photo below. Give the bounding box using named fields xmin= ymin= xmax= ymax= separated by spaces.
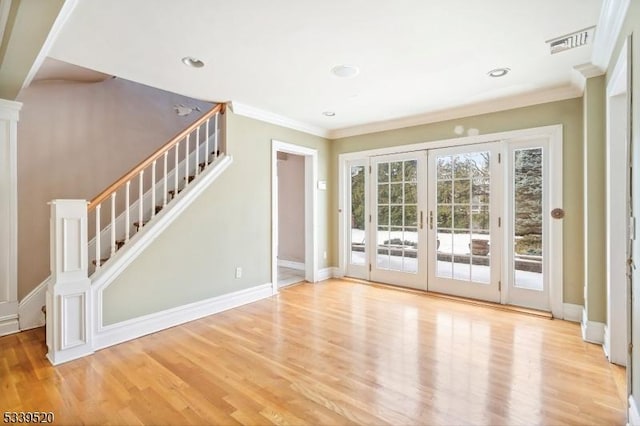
xmin=18 ymin=276 xmax=50 ymax=331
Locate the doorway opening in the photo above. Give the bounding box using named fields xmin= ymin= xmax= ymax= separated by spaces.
xmin=276 ymin=151 xmax=306 ymax=287
xmin=271 ymin=140 xmax=318 ymax=293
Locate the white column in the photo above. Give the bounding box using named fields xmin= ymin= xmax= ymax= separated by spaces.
xmin=46 ymin=199 xmax=93 ymax=365
xmin=0 ymin=99 xmax=21 ymax=336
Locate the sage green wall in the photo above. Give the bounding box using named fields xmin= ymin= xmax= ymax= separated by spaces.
xmin=582 ymin=76 xmax=606 ymax=323
xmin=608 ymin=0 xmax=640 ymax=403
xmin=331 ymin=98 xmax=585 ymax=305
xmin=103 ymin=111 xmax=331 ymax=325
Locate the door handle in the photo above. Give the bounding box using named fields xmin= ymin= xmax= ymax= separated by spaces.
xmin=429 ymin=211 xmax=434 ymax=230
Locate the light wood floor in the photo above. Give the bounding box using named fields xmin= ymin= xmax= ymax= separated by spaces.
xmin=0 ymin=279 xmax=627 ymax=425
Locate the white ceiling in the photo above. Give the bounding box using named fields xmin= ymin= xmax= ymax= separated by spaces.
xmin=48 ymin=0 xmax=603 ymax=137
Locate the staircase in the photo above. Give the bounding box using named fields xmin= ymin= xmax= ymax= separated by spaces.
xmin=87 ymin=104 xmax=226 ymax=272
xmin=45 ymin=103 xmax=232 ymax=365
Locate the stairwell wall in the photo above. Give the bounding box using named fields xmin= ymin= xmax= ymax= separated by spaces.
xmin=102 ymin=111 xmax=332 ymax=325
xmin=16 ymin=77 xmax=211 ymax=300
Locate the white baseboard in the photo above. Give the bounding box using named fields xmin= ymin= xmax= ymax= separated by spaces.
xmin=317 ymin=267 xmax=338 ymax=281
xmin=332 ymin=267 xmax=345 ymax=278
xmin=562 ymin=303 xmax=583 ymax=322
xmin=93 ymin=283 xmax=272 ymax=351
xmin=603 ymin=325 xmax=611 ymax=359
xmin=630 ymin=395 xmax=640 ymax=426
xmin=18 ymin=276 xmax=50 ymax=331
xmin=581 ymin=308 xmax=605 ymax=344
xmin=277 ymin=259 xmax=305 ymax=271
xmin=0 ymin=317 xmax=19 ymax=336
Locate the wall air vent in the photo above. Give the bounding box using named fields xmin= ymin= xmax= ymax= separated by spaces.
xmin=546 ymin=26 xmax=595 ymax=54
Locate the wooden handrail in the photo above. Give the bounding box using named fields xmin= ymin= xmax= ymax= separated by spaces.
xmin=88 ymin=103 xmax=224 ymax=211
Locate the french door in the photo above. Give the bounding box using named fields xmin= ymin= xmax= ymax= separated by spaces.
xmin=344 ymin=138 xmax=559 ymax=312
xmin=427 ymin=143 xmax=502 ymax=302
xmin=369 ymin=152 xmax=427 ymax=289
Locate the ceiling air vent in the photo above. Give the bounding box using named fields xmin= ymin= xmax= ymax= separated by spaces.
xmin=546 ymin=26 xmax=595 ymax=54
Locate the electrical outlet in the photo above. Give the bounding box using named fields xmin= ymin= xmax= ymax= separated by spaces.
xmin=235 ymin=267 xmax=242 ymax=278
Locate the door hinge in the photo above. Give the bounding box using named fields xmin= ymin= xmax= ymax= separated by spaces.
xmin=498 ymin=217 xmax=501 ymax=227
xmin=498 ymin=153 xmax=501 ymax=164
xmin=369 ymin=263 xmax=372 ymax=272
xmin=369 ymin=165 xmax=372 ymax=174
xmin=498 ymin=280 xmax=501 ymax=291
xmin=629 ymin=342 xmax=633 ymax=354
xmin=369 ymin=214 xmax=372 ymax=223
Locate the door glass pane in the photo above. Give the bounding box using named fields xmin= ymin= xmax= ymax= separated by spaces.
xmin=513 ymin=148 xmax=543 ymax=290
xmin=376 ymin=159 xmax=419 ymax=273
xmin=350 ymin=165 xmax=365 ymax=265
xmin=436 ymin=152 xmax=491 ymax=284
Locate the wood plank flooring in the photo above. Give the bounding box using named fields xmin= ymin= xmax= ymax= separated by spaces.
xmin=0 ymin=279 xmax=627 ymax=425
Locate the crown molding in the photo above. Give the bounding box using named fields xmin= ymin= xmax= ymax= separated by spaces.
xmin=591 ymin=0 xmax=630 ymax=71
xmin=230 ymin=101 xmax=329 ymax=138
xmin=574 ymin=62 xmax=605 ymax=79
xmin=231 ymin=83 xmax=582 ymax=141
xmin=0 ymin=98 xmax=22 ymax=121
xmin=572 ymin=62 xmax=606 ymax=90
xmin=327 ymin=85 xmax=582 ymax=140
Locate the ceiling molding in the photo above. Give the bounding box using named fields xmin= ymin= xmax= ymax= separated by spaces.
xmin=571 ymin=62 xmax=605 ymax=90
xmin=21 ymin=0 xmax=79 ymax=91
xmin=591 ymin=0 xmax=630 ymax=71
xmin=0 ymin=98 xmax=22 ymax=121
xmin=230 ymin=102 xmax=329 ymax=138
xmin=574 ymin=62 xmax=605 ymax=79
xmin=328 ymin=85 xmax=582 ymax=140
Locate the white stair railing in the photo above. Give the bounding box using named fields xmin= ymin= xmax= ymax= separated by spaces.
xmin=88 ymin=104 xmax=224 ymax=270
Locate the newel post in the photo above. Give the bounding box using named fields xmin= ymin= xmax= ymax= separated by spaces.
xmin=46 ymin=200 xmax=93 ymax=365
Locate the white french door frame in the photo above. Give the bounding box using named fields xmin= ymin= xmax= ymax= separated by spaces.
xmin=338 ymin=124 xmax=564 ymax=318
xmin=271 ymin=140 xmax=318 ymax=294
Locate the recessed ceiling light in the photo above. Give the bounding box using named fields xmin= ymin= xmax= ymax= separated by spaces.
xmin=487 ymin=67 xmax=510 ymax=78
xmin=323 ymin=111 xmax=336 ymax=117
xmin=331 ymin=65 xmax=359 ymax=78
xmin=181 ymin=57 xmax=205 ymax=68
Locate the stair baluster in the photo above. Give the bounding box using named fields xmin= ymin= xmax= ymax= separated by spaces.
xmin=205 ymin=118 xmax=210 ymax=166
xmin=95 ymin=204 xmax=101 ymax=269
xmin=163 ymin=151 xmax=168 ymax=208
xmin=195 ymin=125 xmax=200 ymax=178
xmin=125 ymin=181 xmax=131 ymax=243
xmin=138 ymin=170 xmax=144 ymax=230
xmin=151 ymin=160 xmax=157 ymax=219
xmin=110 ymin=192 xmax=116 ymax=257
